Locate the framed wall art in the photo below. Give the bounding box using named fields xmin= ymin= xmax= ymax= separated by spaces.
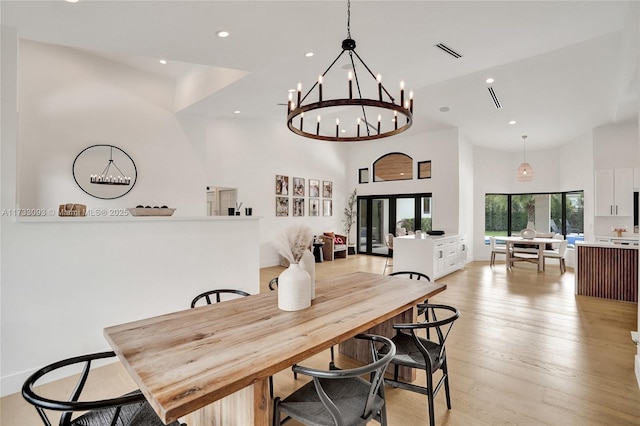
xmin=358 ymin=168 xmax=369 ymax=184
xmin=322 ymin=180 xmax=333 ymax=198
xmin=309 ymin=199 xmax=320 ymax=216
xmin=323 ymin=199 xmax=333 ymax=216
xmin=309 ymin=179 xmax=320 ymax=198
xmin=418 ymin=161 xmax=432 ymax=179
xmin=276 ymin=175 xmax=289 ymax=195
xmin=276 ymin=196 xmax=289 ymax=216
xmin=293 ymin=197 xmax=305 ymax=216
xmin=293 ymin=177 xmax=305 ymax=196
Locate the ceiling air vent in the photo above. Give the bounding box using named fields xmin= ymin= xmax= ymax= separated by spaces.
xmin=435 ymin=43 xmax=462 ymax=59
xmin=487 ymin=87 xmax=502 ymax=109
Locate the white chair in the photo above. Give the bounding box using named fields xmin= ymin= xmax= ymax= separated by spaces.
xmin=543 ymin=239 xmax=568 ymax=273
xmin=384 ymin=233 xmax=394 ymax=274
xmin=489 ymin=236 xmax=507 ymax=266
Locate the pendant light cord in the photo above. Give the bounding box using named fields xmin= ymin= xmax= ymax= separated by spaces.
xmin=346 ymin=0 xmax=351 ymax=39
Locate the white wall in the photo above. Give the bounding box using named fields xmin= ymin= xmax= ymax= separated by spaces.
xmin=17 ymin=40 xmax=206 ymax=216
xmin=347 ymin=127 xmax=462 ymax=235
xmin=0 ymin=37 xmax=266 ymax=397
xmin=199 ymin=116 xmax=350 ymax=266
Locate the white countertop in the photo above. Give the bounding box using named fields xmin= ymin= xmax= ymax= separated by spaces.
xmin=576 ymin=240 xmax=638 ymax=249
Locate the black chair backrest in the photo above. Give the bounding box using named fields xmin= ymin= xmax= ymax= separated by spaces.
xmin=291 ymin=333 xmax=396 ymax=423
xmin=389 ymin=271 xmax=431 ymax=281
xmin=22 ymin=351 xmax=149 ymax=426
xmin=190 ymin=289 xmax=250 ymax=308
xmin=268 ymin=277 xmax=278 ymax=290
xmin=393 ymin=304 xmax=460 ymax=368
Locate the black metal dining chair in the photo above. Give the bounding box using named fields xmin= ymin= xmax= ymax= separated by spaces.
xmin=379 ymin=304 xmax=460 ymax=426
xmin=388 ymin=271 xmax=432 ymax=321
xmin=273 ymin=334 xmax=396 ymax=426
xmin=190 ymin=288 xmax=250 ymax=308
xmin=22 ymin=351 xmax=182 ymax=426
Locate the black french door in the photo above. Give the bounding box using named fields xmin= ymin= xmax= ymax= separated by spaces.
xmin=357 ymin=193 xmax=432 ymax=256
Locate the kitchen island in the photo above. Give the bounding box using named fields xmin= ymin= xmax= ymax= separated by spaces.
xmin=575 ymin=241 xmax=638 ymax=302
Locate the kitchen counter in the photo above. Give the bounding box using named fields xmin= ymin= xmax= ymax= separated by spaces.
xmin=575 ymin=242 xmax=638 ymax=302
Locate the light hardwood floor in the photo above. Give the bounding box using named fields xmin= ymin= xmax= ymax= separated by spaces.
xmin=3 ymin=256 xmax=639 ymax=425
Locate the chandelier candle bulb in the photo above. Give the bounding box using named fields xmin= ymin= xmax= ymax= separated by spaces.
xmin=377 ymin=114 xmax=381 ymax=134
xmin=400 ymin=81 xmax=405 ymax=106
xmin=377 ymin=74 xmax=382 ymax=101
xmin=357 ymin=118 xmax=361 ymax=137
xmin=297 ymin=83 xmax=301 ymax=106
xmin=316 ymin=115 xmax=321 ymax=135
xmin=409 ymin=91 xmax=414 ymax=113
xmin=318 ymin=76 xmax=323 ymax=102
xmin=348 ymin=71 xmax=353 ymax=99
xmin=394 ymin=111 xmax=398 ymax=130
xmin=336 ymin=118 xmax=340 ymax=138
xmin=300 ymin=112 xmax=304 ymax=130
xmin=288 ymin=92 xmax=293 ymax=114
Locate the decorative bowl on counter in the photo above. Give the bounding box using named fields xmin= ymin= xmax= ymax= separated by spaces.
xmin=127 ymin=206 xmax=176 ymax=216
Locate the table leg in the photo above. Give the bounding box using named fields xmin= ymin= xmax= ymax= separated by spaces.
xmin=537 ymin=243 xmax=544 ymax=272
xmin=506 ymin=242 xmax=512 ymax=270
xmin=338 ymin=307 xmax=416 ymax=381
xmin=182 ymin=378 xmax=270 ymax=426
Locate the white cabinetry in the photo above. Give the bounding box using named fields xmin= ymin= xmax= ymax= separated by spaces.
xmin=595 ymin=168 xmax=633 ymax=216
xmin=393 ymin=234 xmax=467 ymax=281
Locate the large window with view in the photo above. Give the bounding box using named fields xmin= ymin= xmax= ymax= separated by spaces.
xmin=485 ymin=191 xmax=584 ymax=246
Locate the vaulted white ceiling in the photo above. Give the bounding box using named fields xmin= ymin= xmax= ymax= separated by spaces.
xmin=2 ymin=0 xmax=637 ymax=151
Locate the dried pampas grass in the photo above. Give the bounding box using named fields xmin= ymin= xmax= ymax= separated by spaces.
xmin=273 ymin=224 xmax=313 ymax=264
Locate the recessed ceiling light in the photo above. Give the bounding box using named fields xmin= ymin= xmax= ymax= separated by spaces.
xmin=65 ymin=0 xmax=80 ymax=3
xmin=485 ymin=77 xmax=495 ymax=84
xmin=439 ymin=106 xmax=450 ymax=113
xmin=159 ymin=59 xmax=167 ymax=65
xmin=509 ymin=120 xmax=517 ymax=125
xmin=233 ymin=110 xmax=241 ymax=114
xmin=216 ymin=30 xmax=230 ymax=38
xmin=305 ymin=52 xmax=314 ymax=58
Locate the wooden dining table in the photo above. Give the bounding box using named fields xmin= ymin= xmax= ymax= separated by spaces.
xmin=500 ymin=236 xmax=559 ymax=272
xmin=103 ymin=271 xmax=446 ymax=426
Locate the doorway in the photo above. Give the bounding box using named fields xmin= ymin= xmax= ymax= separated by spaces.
xmin=358 ymin=193 xmax=432 ymax=256
xmin=206 ymin=186 xmax=238 ymax=216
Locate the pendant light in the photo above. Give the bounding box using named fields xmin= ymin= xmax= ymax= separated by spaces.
xmin=286 ymin=0 xmax=413 ymax=142
xmin=516 ymin=135 xmax=534 ymax=182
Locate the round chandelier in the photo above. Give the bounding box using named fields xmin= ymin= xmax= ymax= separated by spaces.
xmin=286 ymin=0 xmax=413 ymax=142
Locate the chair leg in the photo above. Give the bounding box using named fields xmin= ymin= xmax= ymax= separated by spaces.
xmin=490 ymin=252 xmax=495 ymax=266
xmin=560 ymin=258 xmax=566 ymax=273
xmin=329 ymin=345 xmax=336 ymax=369
xmin=273 ymin=397 xmax=281 ymax=426
xmin=426 ymin=370 xmax=436 ymax=426
xmin=442 ymin=359 xmax=452 ymax=409
xmin=269 ymin=376 xmax=274 ymax=399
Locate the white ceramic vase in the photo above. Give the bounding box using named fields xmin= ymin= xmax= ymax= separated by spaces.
xmin=299 ymin=249 xmax=316 ymax=299
xmin=278 ymin=263 xmax=311 ymax=311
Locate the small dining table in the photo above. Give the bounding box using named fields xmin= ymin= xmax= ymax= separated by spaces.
xmin=103 ymin=271 xmax=446 ymax=426
xmin=500 ymin=236 xmax=559 ymax=272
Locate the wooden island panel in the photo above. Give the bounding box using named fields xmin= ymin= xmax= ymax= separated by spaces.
xmin=576 ymin=245 xmax=638 ymax=302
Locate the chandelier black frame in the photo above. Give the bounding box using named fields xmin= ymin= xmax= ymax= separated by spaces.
xmin=286 ymin=0 xmax=413 ymax=142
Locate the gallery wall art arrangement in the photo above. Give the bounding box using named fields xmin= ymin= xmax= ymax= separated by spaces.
xmin=275 ymin=175 xmax=332 ymax=217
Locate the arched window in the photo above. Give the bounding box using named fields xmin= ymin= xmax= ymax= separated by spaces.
xmin=372 ymin=152 xmax=413 ymax=182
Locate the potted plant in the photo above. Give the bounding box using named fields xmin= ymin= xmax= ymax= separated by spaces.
xmin=342 ymin=188 xmax=357 ymax=247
